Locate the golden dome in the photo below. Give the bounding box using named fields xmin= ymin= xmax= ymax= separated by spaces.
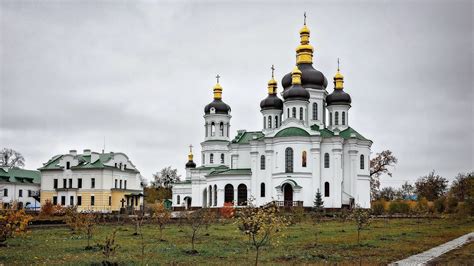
xmin=213 ymin=74 xmax=223 ymax=99
xmin=296 ymin=14 xmax=314 ymax=64
xmin=334 ymin=59 xmax=344 ymax=90
xmin=291 ymin=66 xmax=302 ymax=85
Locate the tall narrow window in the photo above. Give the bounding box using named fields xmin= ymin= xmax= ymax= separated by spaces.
xmin=210 ymin=153 xmax=214 ymax=164
xmin=275 ymin=115 xmax=278 ymax=128
xmin=260 ymin=155 xmax=265 ymax=170
xmin=268 ymin=116 xmax=272 ymax=128
xmin=19 ymin=189 xmax=23 ymax=197
xmin=302 ymin=151 xmax=307 ymax=167
xmin=292 ymin=107 xmax=296 ymax=118
xmin=263 ymin=117 xmax=266 ymax=129
xmin=115 ymin=179 xmax=117 ymax=188
xmin=220 ymin=122 xmax=224 ymax=136
xmin=285 ymin=147 xmax=294 ymax=173
xmin=214 ymin=185 xmax=217 ymax=206
xmin=177 ymin=195 xmax=180 ymax=205
xmin=91 ymin=178 xmax=95 ymax=188
xmin=287 ymin=108 xmax=290 ymax=118
xmin=360 ymin=154 xmax=365 ymax=169
xmin=70 ymin=196 xmax=74 ymax=205
xmin=78 ymin=178 xmax=82 ymax=188
xmin=329 ymin=112 xmax=332 ymax=126
xmin=69 ymin=179 xmax=73 ymax=188
xmin=63 ymin=179 xmax=67 ymax=188
xmin=335 ymin=112 xmax=339 ymax=125
xmin=77 ymin=196 xmax=82 ymax=206
xmin=109 ymin=196 xmax=111 ymax=206
xmin=53 ymin=179 xmax=58 ymax=189
xmin=227 ymin=123 xmax=229 ymax=137
xmin=324 ymin=182 xmax=330 ymax=197
xmin=66 ymin=161 xmax=70 ymax=170
xmin=205 ymin=123 xmax=208 ymax=137
xmin=260 ymin=183 xmax=266 ymax=197
xmin=312 ymin=102 xmax=318 ymax=120
xmin=324 ymin=153 xmax=330 ymax=168
xmin=211 ymin=122 xmax=215 ymax=136
xmin=202 ymin=154 xmax=205 ymax=165
xmin=299 ymin=107 xmax=303 ymax=120
xmin=220 ymin=153 xmax=225 ymax=164
xmin=120 ymin=180 xmax=122 ymax=189
xmin=342 ymin=111 xmax=346 ymax=125
xmin=124 ymin=180 xmax=127 ymax=189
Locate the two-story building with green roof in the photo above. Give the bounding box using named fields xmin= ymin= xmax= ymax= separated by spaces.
xmin=173 ymin=18 xmax=372 ymax=210
xmin=0 ymin=167 xmax=41 ymax=209
xmin=39 ymin=149 xmax=144 ymax=212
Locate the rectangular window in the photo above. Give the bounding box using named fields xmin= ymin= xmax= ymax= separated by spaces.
xmin=77 ymin=196 xmax=82 ymax=206
xmin=66 ymin=161 xmax=70 ymax=169
xmin=91 ymin=178 xmax=95 ymax=188
xmin=53 ymin=196 xmax=57 ymax=205
xmin=28 ymin=190 xmax=32 ymax=197
xmin=70 ymin=196 xmax=74 ymax=205
xmin=109 ymin=196 xmax=111 ymax=206
xmin=19 ymin=189 xmax=23 ymax=197
xmin=124 ymin=164 xmax=127 ymax=170
xmin=124 ymin=180 xmax=127 ymax=189
xmin=91 ymin=196 xmax=95 ymax=206
xmin=61 ymin=196 xmax=66 ymax=206
xmin=115 ymin=179 xmax=117 ymax=188
xmin=78 ymin=178 xmax=82 ymax=188
xmin=3 ymin=188 xmax=8 ymax=197
xmin=69 ymin=179 xmax=73 ymax=188
xmin=63 ymin=179 xmax=67 ymax=188
xmin=120 ymin=180 xmax=122 ymax=189
xmin=53 ymin=179 xmax=58 ymax=189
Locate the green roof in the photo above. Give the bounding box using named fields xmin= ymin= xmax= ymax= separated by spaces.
xmin=0 ymin=168 xmax=41 ymax=184
xmin=232 ymin=131 xmax=264 ymax=144
xmin=38 ymin=152 xmax=139 ymax=173
xmin=310 ymin=124 xmax=369 ymax=141
xmin=275 ymin=127 xmax=310 ymax=138
xmin=208 ymin=168 xmax=252 ymax=176
xmin=194 ymin=165 xmax=229 ymax=171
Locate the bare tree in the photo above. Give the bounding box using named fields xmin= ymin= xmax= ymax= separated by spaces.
xmin=152 ymin=166 xmax=180 ymax=189
xmin=370 ymin=150 xmax=398 ymax=199
xmin=151 ymin=202 xmax=171 ymax=241
xmin=0 ymin=148 xmax=25 ymax=169
xmin=184 ymin=208 xmax=213 ymax=253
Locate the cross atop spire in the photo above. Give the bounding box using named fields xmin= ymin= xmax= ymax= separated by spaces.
xmin=304 ymin=12 xmax=307 ymax=25
xmin=337 ymin=58 xmax=340 ymax=72
xmin=189 ymin=144 xmax=193 ymax=153
xmin=216 ymin=74 xmax=220 ymax=83
xmin=271 ymin=64 xmax=275 ymax=78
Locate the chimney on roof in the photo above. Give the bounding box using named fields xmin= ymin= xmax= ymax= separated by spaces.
xmin=83 ymin=149 xmax=91 ymax=156
xmin=69 ymin=150 xmax=77 ymax=156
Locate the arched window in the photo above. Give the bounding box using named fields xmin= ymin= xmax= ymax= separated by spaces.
xmin=226 ymin=123 xmax=229 ymax=137
xmin=287 ymin=108 xmax=290 ymax=118
xmin=237 ymin=184 xmax=247 ymax=206
xmin=177 ymin=195 xmax=180 ymax=205
xmin=268 ymin=116 xmax=272 ymax=128
xmin=324 ymin=182 xmax=330 ymax=197
xmin=360 ymin=154 xmax=365 ymax=169
xmin=342 ymin=111 xmax=346 ymax=125
xmin=275 ymin=115 xmax=278 ymax=128
xmin=329 ymin=113 xmax=332 ymax=126
xmin=220 ymin=122 xmax=224 ymax=136
xmin=292 ymin=107 xmax=296 ymax=118
xmin=202 ymin=154 xmax=205 ymax=165
xmin=324 ymin=153 xmax=330 ymax=168
xmin=209 ymin=185 xmax=212 ymax=206
xmin=260 ymin=183 xmax=265 ymax=197
xmin=214 ymin=185 xmax=217 ymax=206
xmin=211 ymin=122 xmax=216 ymax=136
xmin=302 ymin=151 xmax=307 ymax=167
xmin=224 ymin=184 xmax=234 ymax=203
xmin=263 ymin=117 xmax=266 ymax=129
xmin=285 ymin=147 xmax=294 ymax=173
xmin=221 ymin=153 xmax=225 ymax=164
xmin=312 ymin=102 xmax=318 ymax=120
xmin=210 ymin=153 xmax=214 ymax=164
xmin=260 ymin=155 xmax=265 ymax=170
xmin=335 ymin=112 xmax=339 ymax=125
xmin=299 ymin=107 xmax=303 ymax=120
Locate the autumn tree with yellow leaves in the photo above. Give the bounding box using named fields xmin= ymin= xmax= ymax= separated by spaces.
xmin=0 ymin=209 xmax=32 ymax=247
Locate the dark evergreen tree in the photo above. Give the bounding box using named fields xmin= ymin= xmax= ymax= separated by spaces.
xmin=313 ymin=190 xmax=324 ymax=212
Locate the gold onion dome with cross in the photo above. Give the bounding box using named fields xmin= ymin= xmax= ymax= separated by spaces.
xmin=282 ymin=13 xmax=328 ymax=90
xmin=260 ymin=65 xmax=283 ymax=110
xmin=204 ymin=74 xmax=231 ymax=115
xmin=185 ymin=145 xmax=196 ymax=168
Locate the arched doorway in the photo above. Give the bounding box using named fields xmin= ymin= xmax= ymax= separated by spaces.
xmin=283 ymin=183 xmax=293 ymax=207
xmin=184 ymin=197 xmax=192 ymax=210
xmin=237 ymin=184 xmax=247 ymax=206
xmin=224 ymin=184 xmax=234 ymax=204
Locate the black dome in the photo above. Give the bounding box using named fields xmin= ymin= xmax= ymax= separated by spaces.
xmin=260 ymin=94 xmax=283 ymax=110
xmin=283 ymin=84 xmax=310 ymax=101
xmin=282 ymin=64 xmax=328 ymax=90
xmin=326 ymin=90 xmax=352 ymax=106
xmin=204 ymin=99 xmax=231 ymax=114
xmin=185 ymin=160 xmax=196 ymax=168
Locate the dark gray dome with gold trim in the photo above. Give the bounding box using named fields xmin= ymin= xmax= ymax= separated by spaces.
xmin=260 ymin=94 xmax=283 ymax=110
xmin=326 ymin=90 xmax=351 ymax=106
xmin=283 ymin=83 xmax=310 ymax=101
xmin=204 ymin=99 xmax=231 ymax=114
xmin=282 ymin=64 xmax=328 ymax=90
xmin=185 ymin=160 xmax=196 ymax=168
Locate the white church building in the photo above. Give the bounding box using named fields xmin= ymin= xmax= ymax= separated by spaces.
xmin=172 ymin=20 xmax=372 ymax=209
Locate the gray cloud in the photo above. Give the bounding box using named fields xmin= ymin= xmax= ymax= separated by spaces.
xmin=1 ymin=0 xmax=472 ymax=186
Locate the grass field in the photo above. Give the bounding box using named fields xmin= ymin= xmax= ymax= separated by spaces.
xmin=1 ymin=217 xmax=473 ymax=265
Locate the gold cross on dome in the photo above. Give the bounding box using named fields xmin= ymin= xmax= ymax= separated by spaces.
xmin=216 ymin=74 xmax=220 ymax=83
xmin=189 ymin=144 xmax=193 ymax=153
xmin=337 ymin=58 xmax=340 ymax=71
xmin=304 ymin=12 xmax=307 ymax=25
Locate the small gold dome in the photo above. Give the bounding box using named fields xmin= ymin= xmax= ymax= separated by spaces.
xmin=291 ymin=66 xmax=302 ymax=85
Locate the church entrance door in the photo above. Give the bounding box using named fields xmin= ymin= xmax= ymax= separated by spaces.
xmin=283 ymin=184 xmax=293 ymax=207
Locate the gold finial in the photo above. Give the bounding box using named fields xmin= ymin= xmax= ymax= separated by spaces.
xmin=291 ymin=66 xmax=302 ymax=85
xmin=213 ymin=74 xmax=223 ymax=100
xmin=267 ymin=65 xmax=277 ymax=94
xmin=296 ymin=13 xmax=313 ymax=64
xmin=188 ymin=144 xmax=194 ymax=161
xmin=334 ymin=58 xmax=344 ymax=90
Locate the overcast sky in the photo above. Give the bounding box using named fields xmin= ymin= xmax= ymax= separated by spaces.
xmin=0 ymin=0 xmax=472 ymax=187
